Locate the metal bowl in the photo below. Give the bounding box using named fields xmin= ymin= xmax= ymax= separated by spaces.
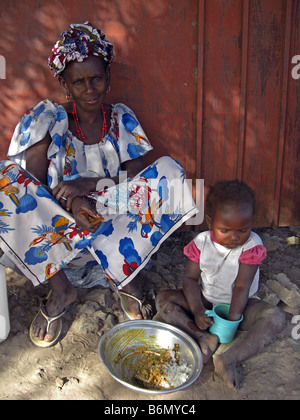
xmin=99 ymin=320 xmax=203 ymax=394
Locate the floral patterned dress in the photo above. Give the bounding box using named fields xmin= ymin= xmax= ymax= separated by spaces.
xmin=0 ymin=100 xmax=198 ymax=289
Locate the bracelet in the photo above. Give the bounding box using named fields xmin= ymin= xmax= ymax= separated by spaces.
xmin=81 ymin=195 xmax=97 ymax=210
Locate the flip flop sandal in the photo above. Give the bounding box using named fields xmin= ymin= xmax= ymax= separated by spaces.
xmin=29 ymin=293 xmax=65 ymax=348
xmin=118 ymin=291 xmax=153 ymax=320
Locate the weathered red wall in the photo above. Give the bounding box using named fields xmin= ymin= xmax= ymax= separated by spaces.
xmin=0 ymin=0 xmax=299 ymax=227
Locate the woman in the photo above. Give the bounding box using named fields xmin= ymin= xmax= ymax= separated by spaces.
xmin=0 ymin=22 xmax=198 ymax=347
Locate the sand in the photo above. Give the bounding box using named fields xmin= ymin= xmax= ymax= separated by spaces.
xmin=0 ymin=227 xmax=299 ymax=400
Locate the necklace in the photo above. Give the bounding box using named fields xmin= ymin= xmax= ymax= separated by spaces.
xmin=72 ymin=102 xmax=108 ymax=144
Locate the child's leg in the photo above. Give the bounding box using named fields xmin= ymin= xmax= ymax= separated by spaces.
xmin=213 ymin=299 xmax=286 ymax=390
xmin=156 ymin=290 xmax=219 ymax=363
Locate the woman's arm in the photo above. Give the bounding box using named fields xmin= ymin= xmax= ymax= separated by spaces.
xmin=25 ymin=133 xmax=51 ymax=186
xmin=66 ymin=157 xmax=145 ymax=230
xmin=52 ymin=156 xmax=145 ymax=211
xmin=228 ymin=263 xmax=259 ymax=321
xmin=122 ymin=156 xmax=144 ymax=179
xmin=25 ymin=132 xmax=144 ymax=230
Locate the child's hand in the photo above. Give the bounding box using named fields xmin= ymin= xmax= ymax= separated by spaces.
xmin=194 ymin=311 xmax=213 ymax=330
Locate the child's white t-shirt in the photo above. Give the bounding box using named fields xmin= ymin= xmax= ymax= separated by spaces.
xmin=184 ymin=231 xmax=267 ymax=305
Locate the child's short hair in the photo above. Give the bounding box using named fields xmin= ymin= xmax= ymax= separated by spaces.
xmin=206 ymin=180 xmax=256 ymax=218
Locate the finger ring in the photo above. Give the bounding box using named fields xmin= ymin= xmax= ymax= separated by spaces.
xmin=60 ymin=196 xmax=67 ymax=201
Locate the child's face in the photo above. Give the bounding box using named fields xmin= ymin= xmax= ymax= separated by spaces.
xmin=208 ymin=203 xmax=253 ymax=249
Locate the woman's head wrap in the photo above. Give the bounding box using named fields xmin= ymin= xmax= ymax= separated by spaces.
xmin=48 ymin=22 xmax=114 ymax=77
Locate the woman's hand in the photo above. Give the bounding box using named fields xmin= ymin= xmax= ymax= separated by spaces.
xmin=53 ymin=178 xmax=98 ymax=211
xmin=71 ymin=197 xmax=104 ymax=233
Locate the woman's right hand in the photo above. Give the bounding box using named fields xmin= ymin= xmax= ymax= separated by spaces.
xmin=71 ymin=197 xmax=104 ymax=233
xmin=52 ymin=178 xmax=98 ymax=212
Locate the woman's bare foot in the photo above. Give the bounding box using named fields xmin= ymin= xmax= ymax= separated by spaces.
xmin=31 ymin=271 xmax=77 ymax=343
xmin=197 ymin=333 xmax=219 ymax=364
xmin=213 ymin=353 xmax=242 ymax=390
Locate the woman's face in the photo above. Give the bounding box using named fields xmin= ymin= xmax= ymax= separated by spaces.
xmin=59 ymin=56 xmax=110 ymax=111
xmin=207 ymin=203 xmax=253 ymax=249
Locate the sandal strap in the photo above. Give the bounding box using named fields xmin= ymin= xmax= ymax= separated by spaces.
xmin=118 ymin=291 xmax=143 ymax=309
xmin=39 ymin=304 xmax=65 ymax=333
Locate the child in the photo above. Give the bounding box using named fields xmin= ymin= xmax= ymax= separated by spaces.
xmin=156 ymin=180 xmax=286 ymax=390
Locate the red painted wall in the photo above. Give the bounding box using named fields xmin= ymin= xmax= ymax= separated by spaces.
xmin=0 ymin=0 xmax=299 ymax=227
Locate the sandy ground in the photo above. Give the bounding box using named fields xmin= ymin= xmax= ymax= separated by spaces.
xmin=0 ymin=227 xmax=299 ymax=401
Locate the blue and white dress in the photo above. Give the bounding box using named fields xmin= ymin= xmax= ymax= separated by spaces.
xmin=0 ymin=100 xmax=198 ymax=289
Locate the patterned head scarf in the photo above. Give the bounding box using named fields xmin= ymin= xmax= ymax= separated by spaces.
xmin=48 ymin=22 xmax=114 ymax=77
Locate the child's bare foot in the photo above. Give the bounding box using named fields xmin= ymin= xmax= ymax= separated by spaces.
xmin=213 ymin=353 xmax=242 ymax=390
xmin=198 ymin=333 xmax=219 ymax=364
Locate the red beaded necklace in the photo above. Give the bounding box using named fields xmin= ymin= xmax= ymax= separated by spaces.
xmin=72 ymin=102 xmax=108 ymax=144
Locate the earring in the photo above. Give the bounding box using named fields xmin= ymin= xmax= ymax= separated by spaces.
xmin=66 ymin=92 xmax=71 ymax=101
xmin=106 ymin=86 xmax=111 ymax=93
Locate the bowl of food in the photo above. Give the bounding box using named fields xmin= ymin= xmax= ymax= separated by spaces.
xmin=98 ymin=320 xmax=203 ymax=394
